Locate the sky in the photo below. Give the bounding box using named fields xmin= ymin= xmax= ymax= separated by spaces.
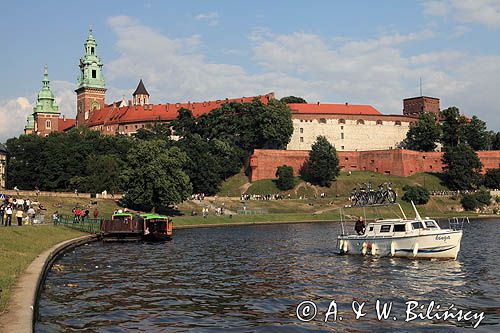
xmin=1 ymin=0 xmax=500 ymax=142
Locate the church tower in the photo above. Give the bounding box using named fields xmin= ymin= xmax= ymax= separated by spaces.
xmin=75 ymin=27 xmax=106 ymax=126
xmin=133 ymin=79 xmax=150 ymax=106
xmin=25 ymin=65 xmax=60 ymax=136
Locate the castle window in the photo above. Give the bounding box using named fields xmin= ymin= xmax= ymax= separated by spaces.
xmin=376 ymin=120 xmax=383 ymax=125
xmin=395 ymin=121 xmax=402 ymax=126
xmin=341 ymin=146 xmax=345 ymax=150
xmin=91 ymin=47 xmax=95 ymax=55
xmin=300 ymin=137 xmax=304 ymax=143
xmin=341 ymin=126 xmax=344 ymax=130
xmin=85 ymin=111 xmax=89 ymax=120
xmin=357 ymin=119 xmax=365 ymax=125
xmin=341 ymin=133 xmax=344 ymax=140
xmin=338 ymin=119 xmax=345 ymax=124
xmin=92 ymin=70 xmax=97 ymax=79
xmin=300 ymin=128 xmax=303 ymax=133
xmin=319 ymin=118 xmax=327 ymax=124
xmin=45 ymin=120 xmax=51 ymax=129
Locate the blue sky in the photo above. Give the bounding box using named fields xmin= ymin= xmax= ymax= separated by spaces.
xmin=1 ymin=0 xmax=500 ymax=141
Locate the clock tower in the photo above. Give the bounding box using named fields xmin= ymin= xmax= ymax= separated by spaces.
xmin=75 ymin=27 xmax=106 ymax=126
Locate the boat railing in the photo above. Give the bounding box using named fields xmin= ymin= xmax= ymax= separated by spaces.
xmin=448 ymin=217 xmax=469 ymax=231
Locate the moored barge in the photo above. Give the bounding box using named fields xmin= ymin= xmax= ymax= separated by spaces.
xmin=101 ymin=212 xmax=173 ymax=242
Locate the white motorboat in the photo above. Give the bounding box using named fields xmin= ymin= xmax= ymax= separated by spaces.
xmin=337 ymin=203 xmax=465 ymax=260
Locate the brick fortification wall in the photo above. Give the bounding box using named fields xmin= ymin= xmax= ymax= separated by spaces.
xmin=249 ymin=149 xmax=500 ymax=181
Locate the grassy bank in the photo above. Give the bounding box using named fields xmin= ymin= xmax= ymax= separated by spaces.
xmin=173 ymin=197 xmax=477 ymax=226
xmin=0 ymin=226 xmax=85 ymax=314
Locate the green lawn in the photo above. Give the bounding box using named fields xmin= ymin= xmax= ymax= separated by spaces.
xmin=0 ymin=226 xmax=86 ymax=314
xmin=219 ymin=173 xmax=249 ymax=197
xmin=227 ymin=171 xmax=448 ymax=199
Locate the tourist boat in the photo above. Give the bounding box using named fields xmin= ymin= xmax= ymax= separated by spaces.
xmin=140 ymin=213 xmax=173 ymax=241
xmin=100 ymin=212 xmax=173 ymax=242
xmin=337 ymin=203 xmax=464 ymax=260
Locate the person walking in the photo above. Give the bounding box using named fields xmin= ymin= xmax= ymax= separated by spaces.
xmin=27 ymin=206 xmax=36 ymax=224
xmin=0 ymin=204 xmax=4 ymax=226
xmin=5 ymin=205 xmax=13 ymax=226
xmin=93 ymin=208 xmax=99 ymax=219
xmin=16 ymin=209 xmax=24 ymax=226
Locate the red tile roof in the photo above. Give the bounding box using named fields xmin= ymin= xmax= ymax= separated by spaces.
xmin=288 ymin=103 xmax=381 ymax=115
xmin=58 ymin=118 xmax=76 ymax=132
xmin=86 ymin=93 xmax=275 ymax=127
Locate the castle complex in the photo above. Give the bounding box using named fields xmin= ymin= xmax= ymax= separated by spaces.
xmin=24 ymin=28 xmax=497 ymax=181
xmin=24 ymin=28 xmax=435 ymax=151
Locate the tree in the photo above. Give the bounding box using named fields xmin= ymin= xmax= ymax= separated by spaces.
xmin=6 ymin=134 xmax=44 ymax=189
xmin=442 ymin=143 xmax=483 ymax=190
xmin=441 ymin=107 xmax=465 ymax=148
xmin=134 ymin=123 xmax=172 ymax=141
xmin=403 ymin=112 xmax=441 ymax=152
xmin=401 ymin=185 xmax=430 ymax=205
xmin=176 ymin=135 xmax=234 ymax=195
xmin=300 ymin=136 xmax=340 ymax=187
xmin=120 ymin=140 xmax=192 ymax=212
xmin=463 ymin=116 xmax=490 ymax=151
xmin=492 ymin=132 xmax=500 ymax=150
xmin=280 ymin=96 xmax=307 ymax=104
xmin=275 ymin=165 xmax=295 ymax=190
xmin=484 ymin=169 xmax=500 ymax=189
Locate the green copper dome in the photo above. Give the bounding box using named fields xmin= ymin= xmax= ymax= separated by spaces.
xmin=77 ymin=26 xmax=106 ymax=90
xmin=33 ymin=65 xmax=59 ymax=114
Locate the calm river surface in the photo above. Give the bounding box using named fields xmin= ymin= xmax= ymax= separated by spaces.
xmin=36 ymin=219 xmax=499 ymax=332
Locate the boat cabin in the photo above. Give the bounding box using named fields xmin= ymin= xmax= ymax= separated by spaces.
xmin=363 ymin=219 xmax=441 ymax=237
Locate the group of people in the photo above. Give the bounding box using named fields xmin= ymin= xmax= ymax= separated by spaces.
xmin=72 ymin=206 xmax=99 ymax=223
xmin=191 ymin=193 xmax=206 ymax=201
xmin=239 ymin=192 xmax=327 ymax=201
xmin=1 ymin=195 xmax=39 ymax=226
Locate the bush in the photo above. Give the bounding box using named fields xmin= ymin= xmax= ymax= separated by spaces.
xmin=484 ymin=168 xmax=500 ymax=189
xmin=475 ymin=188 xmax=492 ymax=206
xmin=402 ymin=185 xmax=430 ymax=205
xmin=461 ymin=194 xmax=479 ymax=211
xmin=275 ymin=165 xmax=295 ymax=191
xmin=460 ymin=189 xmax=491 ymax=211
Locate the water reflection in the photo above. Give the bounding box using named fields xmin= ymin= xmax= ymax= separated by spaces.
xmin=36 ymin=220 xmax=499 ymax=332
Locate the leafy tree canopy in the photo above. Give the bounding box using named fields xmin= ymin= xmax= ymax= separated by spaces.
xmin=440 ymin=107 xmax=466 ymax=148
xmin=134 ymin=123 xmax=172 ymax=141
xmin=401 ymin=185 xmax=430 ymax=205
xmin=403 ymin=112 xmax=441 ymax=152
xmin=442 ymin=143 xmax=483 ymax=190
xmin=300 ymin=136 xmax=340 ymax=187
xmin=275 ymin=165 xmax=295 ymax=191
xmin=120 ymin=140 xmax=192 ymax=212
xmin=484 ymin=168 xmax=500 ymax=189
xmin=280 ymin=96 xmax=307 ymax=104
xmin=463 ymin=116 xmax=490 ymax=151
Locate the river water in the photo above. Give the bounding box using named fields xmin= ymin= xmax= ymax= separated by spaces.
xmin=36 ymin=219 xmax=499 ymax=332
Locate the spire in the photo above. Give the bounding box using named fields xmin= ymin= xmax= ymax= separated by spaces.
xmin=43 ymin=64 xmax=49 ymax=87
xmin=133 ymin=79 xmax=149 ymax=96
xmin=33 ymin=65 xmax=59 ymax=114
xmin=77 ymin=26 xmax=105 ymax=90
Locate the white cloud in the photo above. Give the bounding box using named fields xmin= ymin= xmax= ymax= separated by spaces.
xmin=103 ymin=15 xmax=500 ymax=131
xmin=0 ymin=97 xmax=33 ymax=142
xmin=0 ymin=80 xmax=76 ymax=142
xmin=423 ymin=0 xmax=500 ymax=28
xmin=194 ymin=12 xmax=219 ymax=27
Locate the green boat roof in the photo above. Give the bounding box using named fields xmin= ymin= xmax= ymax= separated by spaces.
xmin=112 ymin=213 xmax=133 ymax=218
xmin=140 ymin=213 xmax=169 ymax=220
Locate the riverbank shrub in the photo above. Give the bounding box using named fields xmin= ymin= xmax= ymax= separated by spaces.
xmin=402 ymin=185 xmax=430 ymax=205
xmin=460 ymin=189 xmax=491 ymax=211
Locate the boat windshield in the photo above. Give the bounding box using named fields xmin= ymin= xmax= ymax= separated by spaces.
xmin=411 ymin=221 xmax=424 ymax=229
xmin=425 ymin=221 xmax=438 ymax=228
